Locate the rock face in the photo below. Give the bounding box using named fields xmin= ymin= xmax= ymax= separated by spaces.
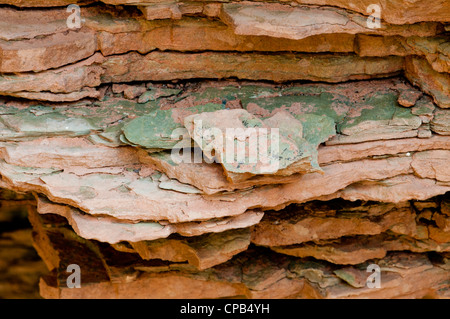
xmin=0 ymin=0 xmax=448 ymax=299
xmin=0 ymin=190 xmax=47 ymax=298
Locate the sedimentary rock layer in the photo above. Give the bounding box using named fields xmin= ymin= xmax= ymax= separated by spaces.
xmin=0 ymin=0 xmax=448 ymax=300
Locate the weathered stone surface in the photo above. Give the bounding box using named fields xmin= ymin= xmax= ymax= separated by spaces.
xmin=0 ymin=54 xmax=104 ymax=97
xmin=2 ymin=138 xmax=449 ymax=226
xmin=0 ymin=137 xmax=139 ymax=169
xmin=0 ymin=0 xmax=449 ymax=299
xmin=293 ymin=0 xmax=450 ymax=24
xmin=357 ymin=36 xmax=450 ymax=74
xmin=144 ymin=133 xmax=448 ymax=195
xmin=97 ymin=0 xmax=450 ymax=24
xmin=122 ymin=104 xmax=223 ymax=149
xmin=412 ymin=150 xmax=450 ymax=183
xmin=0 ymin=29 xmax=97 ymax=73
xmin=326 ymin=175 xmax=450 ymax=203
xmin=318 ymin=135 xmax=450 ymax=164
xmin=251 ymin=201 xmax=417 ymax=247
xmin=184 ymin=109 xmax=320 ymax=178
xmin=102 ymin=51 xmax=404 ymax=84
xmin=0 ymin=152 xmax=423 ymax=223
xmin=0 ymin=0 xmax=91 ymax=7
xmin=397 ymin=89 xmax=423 ymax=107
xmin=7 ymin=185 xmax=447 ymax=299
xmin=36 ymin=224 xmax=450 ymax=299
xmin=97 ymin=17 xmax=356 ymax=56
xmin=138 ymin=149 xmax=302 ymax=194
xmin=36 ymin=194 xmax=263 ymax=243
xmin=431 ymin=109 xmax=450 ymax=135
xmin=405 ymin=56 xmax=450 ymax=109
xmin=0 ymin=7 xmax=70 ymax=41
xmin=0 ymin=51 xmax=404 ymax=102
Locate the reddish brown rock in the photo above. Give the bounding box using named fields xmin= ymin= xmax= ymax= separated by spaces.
xmin=220 ymin=2 xmax=441 ymax=40
xmin=412 ymin=150 xmax=450 ymax=183
xmin=101 ymin=51 xmax=404 ymax=84
xmin=405 ymin=56 xmax=450 ymax=109
xmin=357 ymin=35 xmax=450 ymax=74
xmin=0 ymin=53 xmax=104 ymax=97
xmin=272 ymin=234 xmax=450 ymax=265
xmin=0 ymin=29 xmax=97 ymax=73
xmin=323 ymin=175 xmax=450 ymax=204
xmin=0 ymin=0 xmax=448 ymax=300
xmin=0 ymin=0 xmax=91 ymax=7
xmin=251 ymin=202 xmax=417 ymax=247
xmin=97 ymin=18 xmax=356 ymax=56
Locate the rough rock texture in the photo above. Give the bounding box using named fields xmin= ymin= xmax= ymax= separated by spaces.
xmin=0 ymin=190 xmax=47 ymax=298
xmin=0 ymin=0 xmax=449 ymax=299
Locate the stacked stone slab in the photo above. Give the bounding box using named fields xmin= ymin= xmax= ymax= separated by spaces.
xmin=0 ymin=0 xmax=448 ymax=298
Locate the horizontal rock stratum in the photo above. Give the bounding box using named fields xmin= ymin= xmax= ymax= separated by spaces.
xmin=0 ymin=0 xmax=448 ymax=299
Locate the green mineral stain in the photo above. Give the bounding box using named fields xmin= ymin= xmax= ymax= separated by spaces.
xmin=242 ymin=91 xmax=350 ymax=124
xmin=333 ymin=269 xmax=360 ymax=287
xmin=190 ymin=86 xmax=275 ymax=102
xmin=241 ymin=117 xmax=264 ymax=128
xmin=293 ymin=114 xmax=336 ymax=146
xmin=138 ymin=88 xmax=181 ymax=103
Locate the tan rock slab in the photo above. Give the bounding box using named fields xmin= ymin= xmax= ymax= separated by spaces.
xmin=325 ymin=175 xmax=450 ymax=203
xmin=0 ymin=137 xmax=139 ymax=169
xmin=0 ymin=155 xmax=415 ymax=223
xmin=101 ymin=51 xmax=404 ymax=84
xmin=220 ymin=3 xmax=441 ymax=40
xmin=97 ymin=17 xmax=355 ymax=56
xmin=412 ymin=150 xmax=450 ymax=182
xmin=251 ymin=202 xmax=416 ymax=246
xmin=0 ymin=29 xmax=97 ymax=73
xmin=121 ymin=228 xmax=251 ymax=270
xmin=36 ymin=195 xmax=263 ymax=243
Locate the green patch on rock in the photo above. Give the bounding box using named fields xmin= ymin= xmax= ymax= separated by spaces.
xmin=122 ymin=103 xmax=224 ymax=149
xmin=338 ymin=92 xmax=421 ymax=135
xmin=187 ymin=85 xmax=276 ymax=105
xmin=411 ymin=96 xmax=436 ymax=117
xmin=242 ymin=90 xmax=350 ymax=124
xmin=333 ymin=268 xmax=367 ymax=288
xmin=293 ymin=114 xmax=336 ymax=146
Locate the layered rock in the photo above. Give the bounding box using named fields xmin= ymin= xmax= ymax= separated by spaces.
xmin=0 ymin=0 xmax=448 ymax=299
